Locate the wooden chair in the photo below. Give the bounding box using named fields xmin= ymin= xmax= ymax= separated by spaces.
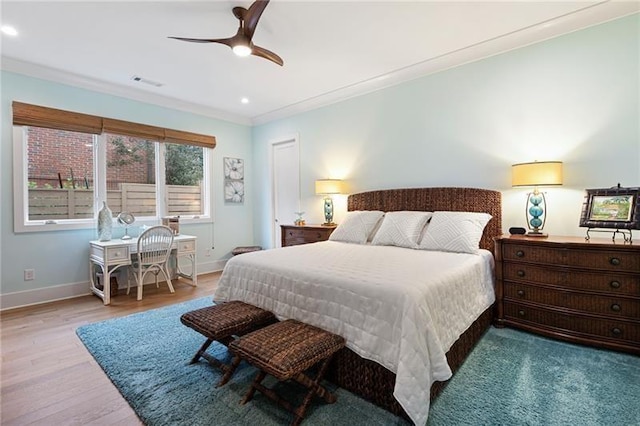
xmin=128 ymin=225 xmax=175 ymax=300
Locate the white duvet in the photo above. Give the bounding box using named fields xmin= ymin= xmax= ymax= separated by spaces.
xmin=214 ymin=241 xmax=495 ymax=425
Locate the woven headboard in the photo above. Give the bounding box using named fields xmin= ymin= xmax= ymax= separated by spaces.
xmin=348 ymin=187 xmax=502 ymax=252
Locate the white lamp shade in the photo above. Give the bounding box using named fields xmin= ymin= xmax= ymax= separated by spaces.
xmin=512 ymin=161 xmax=563 ymax=187
xmin=315 ymin=179 xmax=345 ymax=195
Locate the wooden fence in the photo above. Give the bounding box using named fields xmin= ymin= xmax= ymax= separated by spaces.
xmin=28 ymin=183 xmax=203 ymax=220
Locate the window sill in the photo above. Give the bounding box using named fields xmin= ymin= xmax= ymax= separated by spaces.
xmin=14 ymin=216 xmax=212 ymax=233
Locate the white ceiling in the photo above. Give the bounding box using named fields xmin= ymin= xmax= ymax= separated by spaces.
xmin=1 ymin=1 xmax=638 ymax=125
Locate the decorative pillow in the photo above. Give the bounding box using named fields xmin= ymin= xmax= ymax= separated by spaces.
xmin=371 ymin=211 xmax=433 ymax=249
xmin=329 ymin=210 xmax=385 ymax=244
xmin=418 ymin=211 xmax=492 ymax=254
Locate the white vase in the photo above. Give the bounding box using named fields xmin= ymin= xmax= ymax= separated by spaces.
xmin=97 ymin=201 xmax=113 ymax=241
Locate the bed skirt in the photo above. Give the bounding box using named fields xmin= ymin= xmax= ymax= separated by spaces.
xmin=327 ymin=306 xmax=494 ymax=420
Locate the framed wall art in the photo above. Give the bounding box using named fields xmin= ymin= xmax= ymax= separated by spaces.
xmin=223 ymin=157 xmax=244 ymax=204
xmin=579 ymin=185 xmax=639 ymax=241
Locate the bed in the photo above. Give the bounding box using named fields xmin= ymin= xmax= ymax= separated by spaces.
xmin=214 ymin=187 xmax=502 ymax=425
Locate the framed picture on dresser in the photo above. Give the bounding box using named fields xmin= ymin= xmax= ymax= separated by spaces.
xmin=579 ymin=186 xmax=640 ymax=230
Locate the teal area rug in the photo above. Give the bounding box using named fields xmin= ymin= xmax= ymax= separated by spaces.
xmin=76 ymin=297 xmax=640 ymax=426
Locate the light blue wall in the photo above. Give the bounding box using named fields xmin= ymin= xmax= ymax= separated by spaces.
xmin=0 ymin=72 xmax=254 ymax=299
xmin=252 ymin=15 xmax=640 ymax=248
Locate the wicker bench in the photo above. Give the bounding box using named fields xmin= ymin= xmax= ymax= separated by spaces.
xmin=180 ymin=301 xmax=277 ymax=386
xmin=231 ymin=246 xmax=262 ymax=256
xmin=229 ymin=319 xmax=346 ymax=426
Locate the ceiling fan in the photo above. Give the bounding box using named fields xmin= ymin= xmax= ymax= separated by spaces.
xmin=169 ymin=0 xmax=283 ymax=66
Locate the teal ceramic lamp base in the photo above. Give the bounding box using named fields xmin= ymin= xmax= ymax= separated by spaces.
xmin=322 ymin=196 xmax=335 ymax=226
xmin=526 ymin=188 xmax=547 ymax=237
xmin=512 ymin=161 xmax=563 ymax=238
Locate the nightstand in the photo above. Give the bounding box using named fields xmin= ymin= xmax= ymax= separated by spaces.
xmin=494 ymin=235 xmax=639 ymax=355
xmin=280 ymin=224 xmax=336 ymax=247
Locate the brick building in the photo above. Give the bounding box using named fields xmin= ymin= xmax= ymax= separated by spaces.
xmin=27 ymin=127 xmax=154 ymax=189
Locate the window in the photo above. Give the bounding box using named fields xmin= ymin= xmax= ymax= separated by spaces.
xmin=165 ymin=143 xmax=205 ymax=217
xmin=105 ymin=134 xmax=157 ymax=218
xmin=25 ymin=126 xmax=96 ymax=221
xmin=13 ymin=102 xmax=215 ymax=232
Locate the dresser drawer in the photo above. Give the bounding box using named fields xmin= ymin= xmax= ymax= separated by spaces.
xmin=504 ymin=302 xmax=640 ymax=344
xmin=281 ymin=225 xmax=335 ymax=247
xmin=504 ymin=282 xmax=640 ymax=318
xmin=284 ymin=238 xmax=309 ymax=247
xmin=566 ymin=249 xmax=640 ymax=272
xmin=503 ymin=244 xmax=561 ymax=264
xmin=304 ymin=229 xmax=332 ymax=242
xmin=503 ymin=263 xmax=640 ymax=296
xmin=503 ymin=244 xmax=640 ymax=272
xmin=284 ymin=228 xmax=331 ymax=242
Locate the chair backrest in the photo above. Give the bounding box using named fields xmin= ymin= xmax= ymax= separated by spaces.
xmin=137 ymin=225 xmax=175 ymax=266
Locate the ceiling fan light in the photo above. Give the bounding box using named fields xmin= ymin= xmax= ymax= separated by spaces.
xmin=232 ymin=44 xmax=252 ymax=57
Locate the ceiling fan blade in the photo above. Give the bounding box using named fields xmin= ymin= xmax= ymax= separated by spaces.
xmin=243 ymin=0 xmax=270 ymax=40
xmin=168 ymin=36 xmax=233 ymax=48
xmin=252 ymin=45 xmax=283 ymax=66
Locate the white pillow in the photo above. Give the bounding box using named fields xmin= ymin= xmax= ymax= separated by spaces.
xmin=418 ymin=211 xmax=492 ymax=254
xmin=329 ymin=210 xmax=385 ymax=244
xmin=371 ymin=211 xmax=433 ymax=249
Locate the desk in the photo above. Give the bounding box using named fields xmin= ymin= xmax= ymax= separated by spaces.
xmin=89 ymin=234 xmax=197 ymax=305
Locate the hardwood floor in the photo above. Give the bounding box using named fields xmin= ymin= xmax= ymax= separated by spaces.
xmin=1 ymin=272 xmax=221 ymax=425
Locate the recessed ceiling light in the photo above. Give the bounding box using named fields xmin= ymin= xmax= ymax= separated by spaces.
xmin=1 ymin=25 xmax=18 ymax=37
xmin=241 ymin=98 xmax=249 ymax=104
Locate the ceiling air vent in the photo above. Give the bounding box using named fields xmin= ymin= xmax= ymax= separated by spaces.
xmin=131 ymin=75 xmax=164 ymax=88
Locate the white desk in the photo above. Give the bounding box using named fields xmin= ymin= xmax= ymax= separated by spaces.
xmin=89 ymin=234 xmax=197 ymax=305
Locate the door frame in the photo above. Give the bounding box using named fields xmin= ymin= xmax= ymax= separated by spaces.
xmin=268 ymin=134 xmax=300 ymax=248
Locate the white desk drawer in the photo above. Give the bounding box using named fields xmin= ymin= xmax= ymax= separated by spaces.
xmin=177 ymin=240 xmax=195 ymax=253
xmin=106 ymin=246 xmax=130 ymax=262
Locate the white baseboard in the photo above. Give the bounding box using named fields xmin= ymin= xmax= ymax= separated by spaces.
xmin=197 ymin=259 xmax=227 ymax=275
xmin=0 ymin=259 xmax=228 ymax=311
xmin=0 ymin=281 xmax=91 ymax=311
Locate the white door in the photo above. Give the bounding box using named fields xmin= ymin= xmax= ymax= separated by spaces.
xmin=270 ymin=136 xmax=300 ymax=247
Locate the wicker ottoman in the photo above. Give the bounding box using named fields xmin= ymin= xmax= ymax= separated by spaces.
xmin=229 ymin=319 xmax=346 ymax=426
xmin=231 ymin=246 xmax=262 ymax=256
xmin=180 ymin=301 xmax=277 ymax=386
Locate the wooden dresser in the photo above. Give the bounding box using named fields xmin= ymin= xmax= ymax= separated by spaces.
xmin=494 ymin=235 xmax=639 ymax=355
xmin=281 ymin=224 xmax=336 ymax=247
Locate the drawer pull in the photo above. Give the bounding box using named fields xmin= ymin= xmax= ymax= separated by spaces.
xmin=611 ymin=328 xmax=622 ymax=336
xmin=610 ymin=281 xmax=621 ymax=289
xmin=517 ymin=290 xmax=525 ymax=297
xmin=517 ymin=270 xmax=525 ymax=277
xmin=611 ymin=304 xmax=621 ymax=312
xmin=515 ymin=250 xmax=525 ymax=258
xmin=518 ymin=310 xmax=526 ymax=317
xmin=609 ymin=257 xmax=621 ymax=266
xmin=317 ymin=233 xmax=322 ymax=238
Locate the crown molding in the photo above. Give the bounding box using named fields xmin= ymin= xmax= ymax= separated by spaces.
xmin=251 ymin=2 xmax=639 ymax=126
xmin=0 ymin=57 xmax=252 ymax=126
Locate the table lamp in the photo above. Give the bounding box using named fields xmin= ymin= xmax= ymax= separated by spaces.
xmin=512 ymin=161 xmax=563 ymax=237
xmin=315 ymin=179 xmax=345 ymax=226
